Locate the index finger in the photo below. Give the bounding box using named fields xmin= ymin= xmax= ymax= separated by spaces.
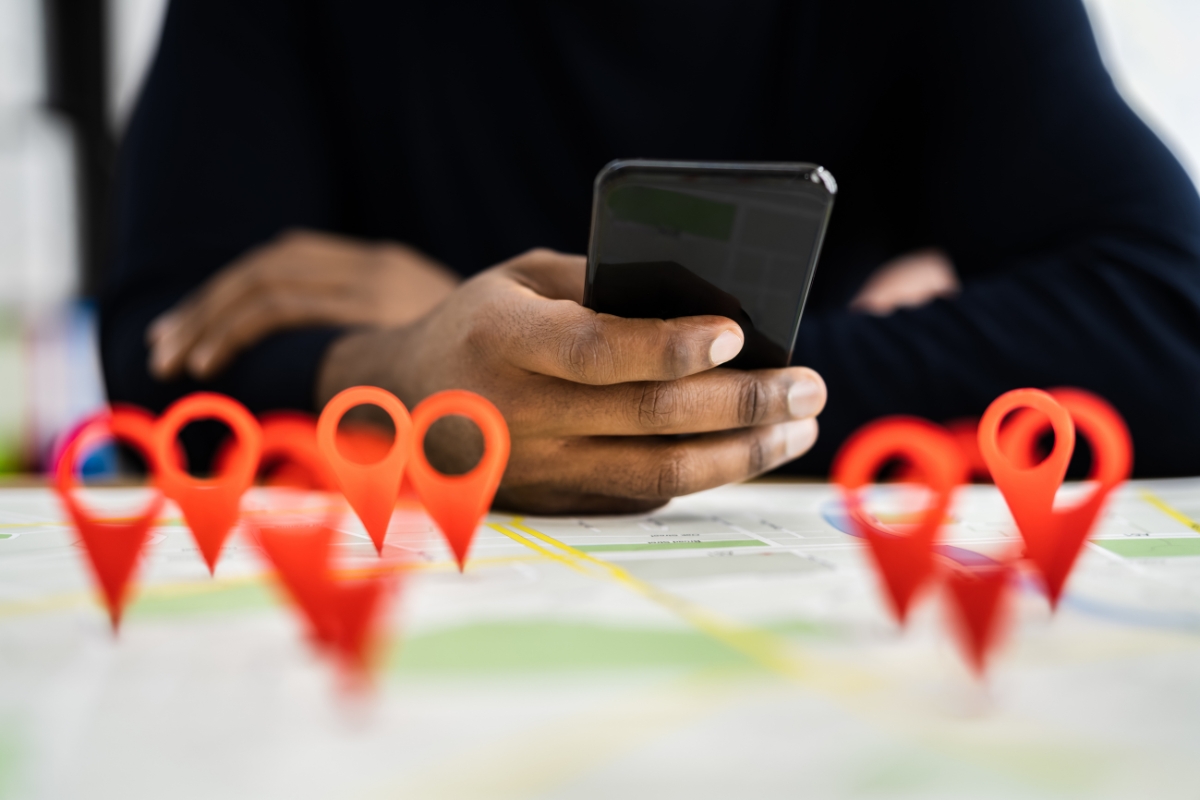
xmin=498 ymin=295 xmax=746 ymax=384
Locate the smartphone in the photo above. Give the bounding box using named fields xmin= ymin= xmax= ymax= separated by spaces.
xmin=584 ymin=159 xmax=836 ymax=369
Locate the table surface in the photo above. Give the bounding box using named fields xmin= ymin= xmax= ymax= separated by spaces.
xmin=2 ymin=478 xmax=1200 ymax=800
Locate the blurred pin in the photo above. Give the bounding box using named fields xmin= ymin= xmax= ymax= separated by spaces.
xmin=55 ymin=409 xmax=165 ymax=629
xmin=153 ymin=393 xmax=262 ymax=573
xmin=943 ymin=557 xmax=1014 ymax=675
xmin=250 ymin=517 xmax=400 ymax=684
xmin=254 ymin=521 xmax=338 ymax=646
xmin=979 ymin=388 xmax=1131 ymax=607
xmin=254 ymin=412 xmax=339 ymax=490
xmin=832 ymin=416 xmax=967 ymax=623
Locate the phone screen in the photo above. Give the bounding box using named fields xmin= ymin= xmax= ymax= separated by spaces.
xmin=584 ymin=160 xmax=835 ymax=369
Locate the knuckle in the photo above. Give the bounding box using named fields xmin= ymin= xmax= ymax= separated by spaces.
xmin=652 ymin=449 xmax=693 ymax=498
xmin=257 ymin=293 xmax=284 ymax=319
xmin=636 ymin=382 xmax=678 ymax=430
xmin=505 ymin=247 xmax=558 ymax=269
xmin=260 ymin=258 xmax=290 ymax=281
xmin=562 ymin=320 xmax=613 ymax=383
xmin=747 ymin=432 xmax=769 ymax=475
xmin=736 ymin=376 xmax=771 ymax=427
xmin=246 ymin=261 xmax=271 ymax=289
xmin=463 ymin=311 xmax=501 ymax=359
xmin=657 ymin=327 xmax=694 ymax=380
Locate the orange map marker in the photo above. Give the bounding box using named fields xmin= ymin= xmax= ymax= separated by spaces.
xmin=153 ymin=393 xmax=263 ymax=573
xmin=979 ymin=388 xmax=1131 ymax=606
xmin=317 ymin=386 xmax=414 ymax=554
xmin=832 ymin=416 xmax=966 ymax=623
xmin=408 ymin=390 xmax=510 ymax=571
xmin=55 ymin=409 xmax=165 ymax=630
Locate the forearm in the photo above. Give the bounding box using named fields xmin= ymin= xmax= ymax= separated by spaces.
xmin=788 ymin=242 xmax=1200 ymax=476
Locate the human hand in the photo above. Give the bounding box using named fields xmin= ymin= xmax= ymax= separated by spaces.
xmin=318 ymin=249 xmax=826 ymax=514
xmin=146 ymin=229 xmax=460 ymax=380
xmin=850 ymin=248 xmax=959 ymax=315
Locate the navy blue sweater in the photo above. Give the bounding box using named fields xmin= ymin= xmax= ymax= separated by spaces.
xmin=102 ymin=0 xmax=1200 ymax=475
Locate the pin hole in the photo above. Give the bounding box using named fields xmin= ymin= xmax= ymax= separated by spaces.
xmin=335 ymin=404 xmax=396 ymax=465
xmin=422 ymin=415 xmax=483 ymax=476
xmin=178 ymin=419 xmax=234 ymax=478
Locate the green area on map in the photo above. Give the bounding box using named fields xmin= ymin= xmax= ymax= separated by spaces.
xmin=126 ymin=581 xmax=277 ymax=618
xmin=1093 ymin=538 xmax=1200 ymax=557
xmin=392 ymin=620 xmax=759 ymax=674
xmin=575 ymin=539 xmax=766 ymax=553
xmin=0 ymin=727 xmax=19 ymax=800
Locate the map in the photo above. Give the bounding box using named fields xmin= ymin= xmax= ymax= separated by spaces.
xmin=2 ymin=478 xmax=1200 ymax=799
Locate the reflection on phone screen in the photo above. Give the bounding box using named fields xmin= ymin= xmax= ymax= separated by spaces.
xmin=586 ymin=166 xmax=833 ymax=369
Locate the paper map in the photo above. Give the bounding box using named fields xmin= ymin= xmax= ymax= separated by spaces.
xmin=2 ymin=478 xmax=1200 ymax=799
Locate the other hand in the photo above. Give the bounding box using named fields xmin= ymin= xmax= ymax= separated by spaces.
xmin=147 ymin=229 xmax=460 ymax=380
xmin=850 ymin=248 xmax=959 ymax=315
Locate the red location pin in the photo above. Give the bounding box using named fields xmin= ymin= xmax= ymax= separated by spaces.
xmin=153 ymin=393 xmax=263 ymax=573
xmin=891 ymin=417 xmax=989 ymax=484
xmin=979 ymin=388 xmax=1131 ymax=606
xmin=55 ymin=409 xmax=165 ymax=630
xmin=215 ymin=412 xmax=346 ymax=490
xmin=317 ymin=386 xmax=414 ymax=554
xmin=943 ymin=556 xmax=1015 ymax=675
xmin=408 ymin=390 xmax=510 ymax=571
xmin=328 ymin=570 xmax=394 ymax=681
xmin=257 ymin=412 xmax=339 ymax=490
xmin=51 ymin=404 xmax=163 ymax=476
xmin=996 ymin=402 xmax=1055 ymax=470
xmin=249 ymin=517 xmax=400 ymax=680
xmin=254 ymin=521 xmax=339 ymax=646
xmin=945 ymin=418 xmax=991 ymax=483
xmin=832 ymin=417 xmax=967 ymax=623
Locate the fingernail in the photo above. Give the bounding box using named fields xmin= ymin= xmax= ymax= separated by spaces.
xmin=785 ymin=419 xmax=818 ymax=457
xmin=787 ymin=377 xmax=822 ymax=418
xmin=708 ymin=330 xmax=743 ymax=365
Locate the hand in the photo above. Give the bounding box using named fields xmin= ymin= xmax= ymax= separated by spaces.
xmin=147 ymin=229 xmax=460 ymax=380
xmin=850 ymin=248 xmax=959 ymax=315
xmin=318 ymin=249 xmax=827 ymax=514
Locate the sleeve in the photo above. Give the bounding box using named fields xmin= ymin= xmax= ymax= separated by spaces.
xmin=788 ymin=0 xmax=1200 ymax=477
xmin=100 ymin=0 xmax=345 ymax=418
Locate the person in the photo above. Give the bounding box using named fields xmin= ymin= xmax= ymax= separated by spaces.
xmin=102 ymin=0 xmax=1200 ymax=513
